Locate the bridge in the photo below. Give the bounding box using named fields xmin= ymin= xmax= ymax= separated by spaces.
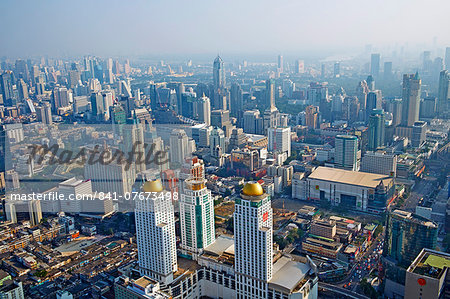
xmin=319 ymin=282 xmax=369 ymax=299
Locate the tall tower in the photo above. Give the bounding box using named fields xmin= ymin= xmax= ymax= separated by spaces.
xmin=180 ymin=178 xmax=215 ymax=259
xmin=370 ymin=53 xmax=381 ymax=77
xmin=265 ymin=79 xmax=276 ymax=109
xmin=368 ymin=109 xmax=385 ymax=151
xmin=234 ymin=181 xmax=273 ymax=299
xmin=195 ymin=94 xmax=211 ymax=126
xmin=230 ymin=83 xmax=243 ymax=119
xmin=401 ymin=73 xmax=421 ymax=126
xmin=213 ymin=55 xmax=225 ymax=91
xmin=277 ymin=55 xmax=284 ymax=73
xmin=335 ymin=135 xmax=358 ymax=171
xmin=437 ymin=70 xmax=449 ymax=116
xmin=169 ymin=129 xmax=191 ymax=167
xmin=135 ymin=180 xmax=177 ymax=284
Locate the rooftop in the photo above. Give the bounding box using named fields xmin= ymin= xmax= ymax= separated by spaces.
xmin=408 ymin=248 xmax=450 ymax=280
xmin=269 ymin=256 xmax=311 ymax=293
xmin=308 ymin=166 xmax=393 ymax=188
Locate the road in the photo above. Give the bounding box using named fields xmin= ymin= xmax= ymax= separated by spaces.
xmin=319 ymin=282 xmax=369 ymax=299
xmin=402 ymin=176 xmax=435 ymax=212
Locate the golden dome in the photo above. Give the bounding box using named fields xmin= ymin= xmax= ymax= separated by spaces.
xmin=242 ymin=181 xmax=264 ymax=196
xmin=143 ymin=179 xmax=163 ymax=192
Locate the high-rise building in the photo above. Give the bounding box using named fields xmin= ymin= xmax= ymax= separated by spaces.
xmin=135 ymin=180 xmax=177 ymax=284
xmin=0 ymin=280 xmax=24 ymax=299
xmin=333 ymin=62 xmax=340 ymax=77
xmin=368 ymin=109 xmax=385 ymax=151
xmin=370 ymin=53 xmax=381 ymax=77
xmin=277 ymin=55 xmax=283 ymax=72
xmin=52 ymin=86 xmax=72 ymax=111
xmin=445 ymin=47 xmax=450 ymax=70
xmin=335 ymin=135 xmax=358 ymax=171
xmin=401 ymin=73 xmax=421 ymax=127
xmin=412 ymin=121 xmax=427 ymax=148
xmin=234 ymin=181 xmax=273 ymax=298
xmin=195 ymin=95 xmax=211 ymax=126
xmin=360 ymin=151 xmax=397 ymax=176
xmin=169 ymin=129 xmax=191 ymax=167
xmin=295 ymin=59 xmax=304 ymax=74
xmin=230 ymin=83 xmax=243 ymax=119
xmin=243 ymin=110 xmax=262 ymax=134
xmin=265 ymin=79 xmax=275 ymax=109
xmin=180 ymin=178 xmax=215 ymax=259
xmin=307 ymin=82 xmax=328 ymax=106
xmin=36 ymin=102 xmax=52 ymax=124
xmin=122 ymin=122 xmax=146 ymax=174
xmin=366 ymin=90 xmax=382 ymax=121
xmin=437 ymin=70 xmax=449 ymax=116
xmin=0 ymin=72 xmax=14 ymax=105
xmin=213 ymin=55 xmax=225 ymax=91
xmin=58 ymin=178 xmax=93 ymax=214
xmin=356 ymin=80 xmax=369 ymax=110
xmin=366 ymin=75 xmax=375 ymax=91
xmin=420 ymin=96 xmax=436 ymax=119
xmin=384 ymin=61 xmax=393 ymax=81
xmin=268 ymin=127 xmax=291 ymax=158
xmin=404 ymin=248 xmax=450 ymax=299
xmin=386 ymin=98 xmax=403 ymax=126
xmin=211 ymin=109 xmax=232 ymax=136
xmin=304 ymin=105 xmax=319 ymax=129
xmin=210 ymin=127 xmax=225 ymax=157
xmin=384 ymin=209 xmax=438 ymax=266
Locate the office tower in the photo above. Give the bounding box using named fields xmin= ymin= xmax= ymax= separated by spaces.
xmin=230 ymin=83 xmax=243 ymax=118
xmin=366 ymin=90 xmax=382 ymax=121
xmin=307 ymin=82 xmax=328 ymax=106
xmin=169 ymin=129 xmax=191 ymax=166
xmin=335 ymin=135 xmax=358 ymax=171
xmin=304 ymin=105 xmax=319 ymax=129
xmin=356 ymin=80 xmax=369 ymax=110
xmin=243 ymin=110 xmax=262 ymax=134
xmin=446 ymin=47 xmax=450 ymax=70
xmin=387 ymin=98 xmax=403 ymax=126
xmin=15 ymin=59 xmax=29 ymax=83
xmin=405 ymin=248 xmax=450 ymax=299
xmin=211 ymin=109 xmax=232 ymax=136
xmin=210 ymin=127 xmax=225 ymax=157
xmin=295 ymin=59 xmax=304 ymax=74
xmin=122 ymin=122 xmax=146 ymax=173
xmin=268 ymin=127 xmax=291 ymax=158
xmin=437 ymin=70 xmax=449 ymax=116
xmin=401 ymin=73 xmax=421 ymax=126
xmin=0 ymin=72 xmax=14 ymax=105
xmin=213 ymin=55 xmax=225 ymax=91
xmin=195 ymin=94 xmax=211 ymax=126
xmin=52 ymin=86 xmax=71 ymax=111
xmin=277 ymin=55 xmax=283 ymax=72
xmin=384 ymin=210 xmax=438 ymax=266
xmin=180 ymin=178 xmax=215 ymax=259
xmin=17 ymin=79 xmax=28 ymax=100
xmin=366 ymin=75 xmax=375 ymax=91
xmin=384 ymin=61 xmax=393 ymax=80
xmin=36 ymin=102 xmax=52 ymax=124
xmin=135 ymin=180 xmax=177 ymax=284
xmin=234 ymin=181 xmax=273 ymax=299
xmin=333 ymin=62 xmax=340 ymax=77
xmin=265 ymin=79 xmax=276 ymax=109
xmin=342 ymin=96 xmax=360 ymax=123
xmin=180 ymin=90 xmax=196 ymax=118
xmin=361 ymin=151 xmax=397 ymax=176
xmin=368 ymin=109 xmax=385 ymax=151
xmin=370 ymin=53 xmax=380 ymax=77
xmin=321 ymin=63 xmax=326 ymax=78
xmin=166 ymin=82 xmax=185 ymax=115
xmin=412 ymin=121 xmax=427 ymax=148
xmin=422 ymin=51 xmax=432 ymax=74
xmin=420 ymin=96 xmax=436 ymax=118
xmin=229 ymin=128 xmax=247 ymax=150
xmin=28 ymin=200 xmax=42 ymax=226
xmin=57 ymin=178 xmax=93 ymax=214
xmin=84 ymin=148 xmax=134 ymax=197
xmin=198 ymin=126 xmax=212 ymax=148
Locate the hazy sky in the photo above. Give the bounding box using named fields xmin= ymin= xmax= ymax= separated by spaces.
xmin=1 ymin=0 xmax=449 ymax=58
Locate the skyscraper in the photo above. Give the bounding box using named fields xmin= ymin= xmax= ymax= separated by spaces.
xmin=169 ymin=129 xmax=191 ymax=167
xmin=277 ymin=55 xmax=283 ymax=72
xmin=230 ymin=83 xmax=243 ymax=118
xmin=356 ymin=80 xmax=369 ymax=110
xmin=268 ymin=127 xmax=291 ymax=158
xmin=366 ymin=90 xmax=382 ymax=121
xmin=195 ymin=94 xmax=211 ymax=126
xmin=383 ymin=61 xmax=393 ymax=81
xmin=213 ymin=55 xmax=225 ymax=91
xmin=135 ymin=180 xmax=177 ymax=284
xmin=304 ymin=105 xmax=319 ymax=129
xmin=437 ymin=70 xmax=449 ymax=116
xmin=335 ymin=135 xmax=358 ymax=171
xmin=446 ymin=47 xmax=450 ymax=70
xmin=368 ymin=109 xmax=385 ymax=151
xmin=295 ymin=59 xmax=304 ymax=74
xmin=265 ymin=79 xmax=276 ymax=109
xmin=0 ymin=72 xmax=14 ymax=105
xmin=333 ymin=62 xmax=340 ymax=77
xmin=210 ymin=127 xmax=225 ymax=157
xmin=384 ymin=209 xmax=438 ymax=266
xmin=234 ymin=181 xmax=273 ymax=299
xmin=401 ymin=73 xmax=421 ymax=126
xmin=36 ymin=102 xmax=53 ymax=124
xmin=180 ymin=178 xmax=215 ymax=259
xmin=370 ymin=53 xmax=381 ymax=77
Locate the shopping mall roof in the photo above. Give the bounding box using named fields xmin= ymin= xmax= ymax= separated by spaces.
xmin=308 ymin=166 xmax=392 ymax=188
